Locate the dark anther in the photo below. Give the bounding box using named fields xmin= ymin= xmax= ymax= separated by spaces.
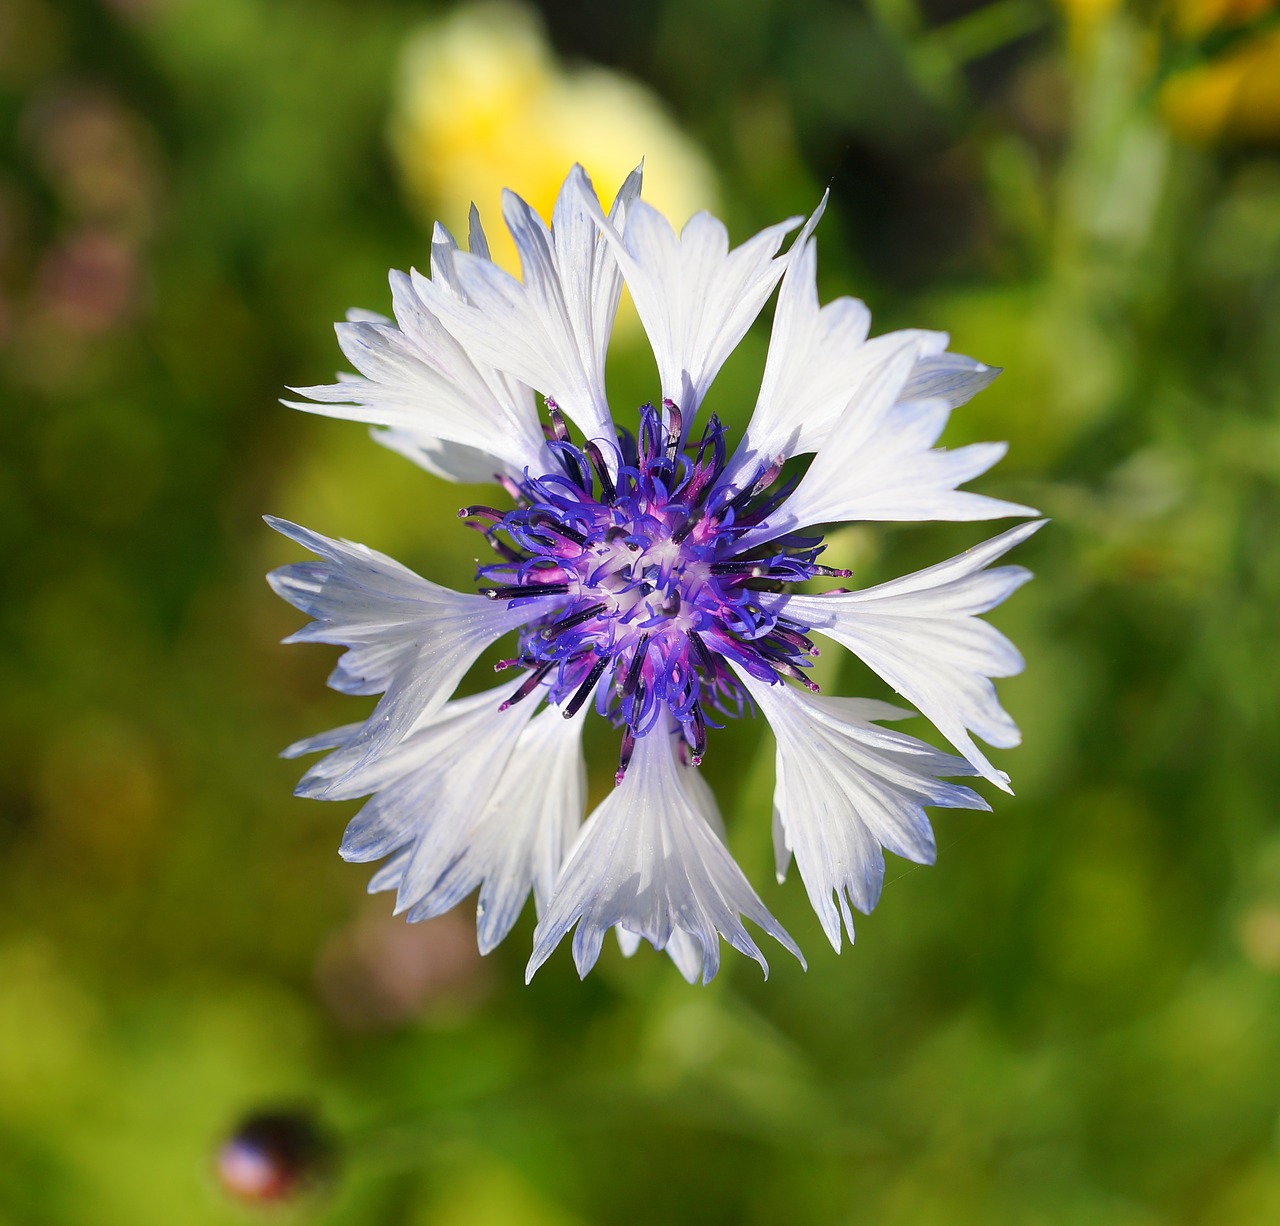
xmin=710 ymin=561 xmax=768 ymax=577
xmin=775 ymin=661 xmax=820 ymax=692
xmin=615 ymin=727 xmax=637 ymax=785
xmin=809 ymin=564 xmax=854 ymax=578
xmin=769 ymin=626 xmax=817 ymax=656
xmin=564 ymin=653 xmax=610 ymax=718
xmin=671 ymin=511 xmax=700 ymax=545
xmin=662 ymin=399 xmax=683 ymax=454
xmin=689 ymin=702 xmax=707 ymax=760
xmin=529 ymin=513 xmax=588 ymax=546
xmin=485 ymin=536 xmax=522 ymax=561
xmin=619 ymin=634 xmax=651 ymax=697
xmin=540 ymin=602 xmax=607 ymax=639
xmin=545 ymin=398 xmax=570 ymax=442
xmin=481 ymin=582 xmax=570 ymax=600
xmin=687 ymin=630 xmax=716 ymax=675
xmin=750 ymin=456 xmax=785 ymax=496
xmin=584 ymin=441 xmax=616 ymax=503
xmin=498 ymin=662 xmax=554 ymax=710
xmin=709 ymin=482 xmax=756 ymax=525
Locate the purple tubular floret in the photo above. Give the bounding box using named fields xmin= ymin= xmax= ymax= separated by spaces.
xmin=474 ymin=402 xmax=836 ymax=774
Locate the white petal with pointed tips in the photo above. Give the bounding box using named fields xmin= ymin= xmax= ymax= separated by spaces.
xmin=529 ymin=730 xmax=804 ymax=983
xmin=737 ymin=671 xmax=989 ymax=949
xmin=266 ymin=518 xmax=556 ymax=794
xmin=772 ymin=520 xmax=1046 ymax=789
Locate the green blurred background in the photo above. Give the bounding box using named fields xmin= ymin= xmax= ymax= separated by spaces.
xmin=4 ymin=0 xmax=1280 ymax=1221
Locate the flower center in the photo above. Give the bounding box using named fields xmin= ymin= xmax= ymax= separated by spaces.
xmin=464 ymin=401 xmax=844 ymax=780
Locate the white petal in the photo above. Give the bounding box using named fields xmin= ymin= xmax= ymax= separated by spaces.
xmin=285 ymin=264 xmax=551 ymax=478
xmin=333 ymin=682 xmax=543 ymax=923
xmin=553 ymin=164 xmax=643 ymax=401
xmin=721 ymin=238 xmax=871 ymax=486
xmin=612 ymin=754 xmax=729 ymax=981
xmin=736 ymin=670 xmax=988 ymax=950
xmin=676 ymin=752 xmax=728 ymax=842
xmin=280 ymin=722 xmax=363 ymax=760
xmin=346 ymin=307 xmax=390 ymax=324
xmin=743 ymin=339 xmax=1035 ymax=544
xmin=333 ymin=686 xmax=521 ymax=837
xmin=527 ymin=730 xmax=804 ymax=983
xmin=798 ymin=396 xmax=1032 ymax=524
xmin=576 ymin=177 xmax=814 ymax=421
xmin=462 ymin=704 xmax=588 ymax=953
xmin=266 ymin=518 xmax=557 ymax=794
xmin=411 ymin=165 xmax=635 ymax=448
xmin=615 ymin=923 xmax=705 ymax=984
xmin=900 ymin=350 xmax=1001 ymax=407
xmin=367 ymin=847 xmax=412 ymax=895
xmin=772 ymin=520 xmax=1046 ymax=790
xmin=369 ymin=426 xmax=506 ymax=485
xmin=722 ymin=244 xmax=997 ymax=488
xmin=336 ymin=689 xmax=588 ymax=957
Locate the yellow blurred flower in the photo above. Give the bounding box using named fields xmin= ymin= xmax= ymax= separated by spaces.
xmin=1161 ymin=20 xmax=1280 ymax=142
xmin=1057 ymin=0 xmax=1280 ymax=142
xmin=390 ymin=2 xmax=718 ymax=276
xmin=1056 ymin=0 xmax=1125 ymax=51
xmin=1171 ymin=0 xmax=1276 ymax=38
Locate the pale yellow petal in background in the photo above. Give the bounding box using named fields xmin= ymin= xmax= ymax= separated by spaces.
xmin=390 ymin=2 xmax=718 ymax=276
xmin=1160 ymin=28 xmax=1280 ymax=142
xmin=1055 ymin=0 xmax=1125 ymax=51
xmin=1171 ymin=0 xmax=1276 ymax=38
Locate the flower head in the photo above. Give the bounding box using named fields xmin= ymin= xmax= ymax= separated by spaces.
xmin=269 ymin=165 xmax=1040 ymax=983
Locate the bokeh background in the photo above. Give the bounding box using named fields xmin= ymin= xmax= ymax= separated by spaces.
xmin=4 ymin=0 xmax=1280 ymax=1221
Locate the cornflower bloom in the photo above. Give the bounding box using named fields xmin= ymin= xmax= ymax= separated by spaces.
xmin=268 ymin=165 xmax=1041 ymax=983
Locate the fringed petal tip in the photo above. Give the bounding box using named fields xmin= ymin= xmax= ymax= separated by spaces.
xmin=523 ymin=730 xmax=804 ymax=986
xmin=262 ymin=512 xmax=293 ymax=536
xmin=525 ymin=918 xmax=806 ymax=986
xmin=279 ymin=723 xmax=361 ymax=761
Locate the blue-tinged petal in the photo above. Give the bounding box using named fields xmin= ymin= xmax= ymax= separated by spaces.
xmin=574 ymin=174 xmax=810 ymax=422
xmin=900 ymin=350 xmax=1001 ymax=407
xmin=408 ymin=166 xmax=635 ymax=450
xmin=316 ymin=685 xmax=587 ymax=957
xmin=612 ymin=753 xmax=730 ymax=981
xmin=280 ymin=722 xmax=363 ymax=760
xmin=771 ymin=520 xmax=1046 ymax=791
xmin=616 ymin=924 xmax=705 ymax=985
xmin=332 ymin=683 xmax=534 ymax=870
xmin=283 ymin=269 xmax=550 ymax=478
xmin=741 ymin=338 xmax=1035 ymax=545
xmin=447 ymin=703 xmax=588 ymax=954
xmin=368 ymin=425 xmax=506 ymax=485
xmin=528 ymin=728 xmax=804 ymax=984
xmin=266 ymin=518 xmax=558 ymax=795
xmin=735 ymin=670 xmax=988 ymax=950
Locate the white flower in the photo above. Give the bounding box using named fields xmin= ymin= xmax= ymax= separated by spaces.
xmin=269 ymin=164 xmax=1039 ymax=982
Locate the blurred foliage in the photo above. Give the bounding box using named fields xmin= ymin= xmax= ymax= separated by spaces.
xmin=2 ymin=0 xmax=1280 ymax=1223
